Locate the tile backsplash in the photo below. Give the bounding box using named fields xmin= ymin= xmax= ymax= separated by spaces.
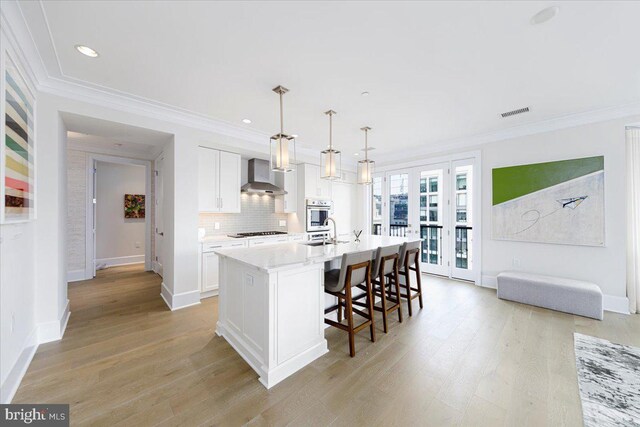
xmin=199 ymin=193 xmax=290 ymax=235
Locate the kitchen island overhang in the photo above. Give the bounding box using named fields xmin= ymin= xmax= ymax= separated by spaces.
xmin=214 ymin=236 xmax=419 ymax=388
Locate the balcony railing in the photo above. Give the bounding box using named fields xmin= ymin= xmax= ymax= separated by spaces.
xmin=455 ymin=226 xmax=472 ymax=269
xmin=420 ymin=224 xmax=442 ymax=265
xmin=389 ymin=224 xmax=408 ymax=237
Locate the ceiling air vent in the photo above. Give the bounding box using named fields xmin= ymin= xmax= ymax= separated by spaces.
xmin=501 ymin=107 xmax=530 ymax=118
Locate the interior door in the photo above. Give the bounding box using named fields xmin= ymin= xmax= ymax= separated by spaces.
xmin=155 ymin=155 xmax=164 ymax=277
xmin=412 ymin=163 xmax=450 ymax=276
xmin=91 ymin=159 xmax=97 ymax=278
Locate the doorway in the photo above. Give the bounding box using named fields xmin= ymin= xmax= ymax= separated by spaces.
xmin=86 ymin=155 xmax=153 ymax=278
xmin=373 ymin=154 xmax=481 ymax=283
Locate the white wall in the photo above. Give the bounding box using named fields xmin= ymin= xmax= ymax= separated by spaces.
xmin=66 ymin=150 xmax=86 ymax=274
xmin=480 ymin=117 xmax=636 ymax=303
xmin=376 ymin=115 xmax=638 ymax=309
xmin=95 ymin=161 xmax=146 ymax=264
xmin=0 ymin=223 xmax=37 ymax=403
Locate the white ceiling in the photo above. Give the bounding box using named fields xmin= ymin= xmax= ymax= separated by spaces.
xmin=63 ymin=112 xmax=171 ymax=160
xmin=19 ymin=1 xmax=640 ymax=156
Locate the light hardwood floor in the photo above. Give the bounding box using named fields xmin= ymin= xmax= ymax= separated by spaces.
xmin=13 ymin=264 xmax=640 ymax=426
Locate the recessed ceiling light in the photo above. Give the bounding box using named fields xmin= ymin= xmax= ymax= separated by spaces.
xmin=361 ymin=91 xmax=370 ymax=97
xmin=291 ymin=134 xmax=298 ymax=138
xmin=530 ymin=6 xmax=559 ymax=25
xmin=242 ymin=118 xmax=252 ymax=124
xmin=354 ymin=152 xmax=359 ymax=156
xmin=75 ymin=44 xmax=99 ymax=58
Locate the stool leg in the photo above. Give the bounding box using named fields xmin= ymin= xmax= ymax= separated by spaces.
xmin=404 ymin=262 xmax=413 ymax=317
xmin=415 ymin=256 xmax=424 ymax=309
xmin=365 ymin=274 xmax=376 ymax=343
xmin=394 ymin=263 xmax=403 ymax=323
xmin=379 ymin=262 xmax=388 ymax=333
xmin=345 ymin=282 xmax=356 ymax=357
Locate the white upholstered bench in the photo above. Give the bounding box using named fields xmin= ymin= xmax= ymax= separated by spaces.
xmin=496 ymin=271 xmax=603 ymax=320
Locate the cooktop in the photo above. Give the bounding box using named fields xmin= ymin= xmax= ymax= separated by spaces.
xmin=227 ymin=231 xmax=288 ymax=238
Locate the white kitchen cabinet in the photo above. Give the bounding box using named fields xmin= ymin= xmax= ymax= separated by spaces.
xmin=249 ymin=235 xmax=290 ymax=247
xmin=288 ymin=234 xmax=305 ymax=242
xmin=301 ymin=163 xmax=331 ymax=199
xmin=218 ymin=151 xmax=242 ymax=213
xmin=199 ymin=240 xmax=248 ymax=297
xmin=198 ymin=147 xmax=241 ymax=213
xmin=331 ymin=182 xmax=354 ymax=239
xmin=198 ymin=148 xmax=219 ymax=212
xmin=275 ymin=170 xmax=297 ymax=213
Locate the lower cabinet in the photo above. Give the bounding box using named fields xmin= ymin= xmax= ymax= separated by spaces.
xmin=200 ymin=240 xmax=248 ymax=297
xmin=202 ymin=251 xmax=220 ymax=294
xmin=199 ymin=235 xmax=306 ymax=298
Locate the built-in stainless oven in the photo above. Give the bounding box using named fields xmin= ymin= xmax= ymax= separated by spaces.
xmin=306 ymin=199 xmax=332 ymax=232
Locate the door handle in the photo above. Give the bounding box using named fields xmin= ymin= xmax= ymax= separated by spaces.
xmin=158 ymin=232 xmax=164 ymax=236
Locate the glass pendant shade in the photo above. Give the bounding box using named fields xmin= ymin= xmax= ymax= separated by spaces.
xmin=270 ymin=134 xmax=295 ymax=172
xmin=270 ymin=85 xmax=296 ymax=172
xmin=321 ymin=148 xmax=341 ymax=180
xmin=357 ymin=159 xmax=375 ymax=185
xmin=321 ymin=110 xmax=341 ymax=180
xmin=358 ymin=126 xmax=374 ymax=185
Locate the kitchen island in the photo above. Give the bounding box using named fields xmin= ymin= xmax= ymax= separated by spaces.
xmin=215 ymin=235 xmax=420 ymax=388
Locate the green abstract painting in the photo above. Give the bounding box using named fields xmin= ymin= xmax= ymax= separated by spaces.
xmin=492 ymin=156 xmax=604 ymax=246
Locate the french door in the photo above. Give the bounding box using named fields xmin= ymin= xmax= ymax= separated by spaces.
xmin=378 ymin=158 xmax=477 ymax=282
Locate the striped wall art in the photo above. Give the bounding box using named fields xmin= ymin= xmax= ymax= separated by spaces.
xmin=2 ymin=52 xmax=35 ymax=222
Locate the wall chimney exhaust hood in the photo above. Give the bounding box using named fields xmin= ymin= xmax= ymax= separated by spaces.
xmin=241 ymin=159 xmax=287 ymax=196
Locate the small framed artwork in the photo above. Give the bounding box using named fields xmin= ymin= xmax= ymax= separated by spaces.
xmin=124 ymin=194 xmax=145 ymax=218
xmin=1 ymin=43 xmax=37 ymax=223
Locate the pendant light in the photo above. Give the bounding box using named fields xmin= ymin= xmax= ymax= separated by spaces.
xmin=321 ymin=110 xmax=341 ymax=180
xmin=270 ymin=85 xmax=296 ymax=172
xmin=357 ymin=126 xmax=375 ymax=185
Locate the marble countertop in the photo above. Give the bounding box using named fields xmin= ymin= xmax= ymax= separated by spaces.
xmin=200 ymin=232 xmax=305 ymax=243
xmin=215 ymin=235 xmax=419 ymax=273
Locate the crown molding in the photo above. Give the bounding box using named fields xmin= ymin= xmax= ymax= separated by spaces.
xmin=376 ymin=100 xmax=640 ymax=166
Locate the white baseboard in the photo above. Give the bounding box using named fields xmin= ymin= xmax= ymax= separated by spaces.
xmin=603 ymin=295 xmax=630 ymax=315
xmin=160 ymin=282 xmax=201 ymax=311
xmin=0 ymin=327 xmax=38 ymax=404
xmin=67 ymin=269 xmax=88 ymax=282
xmin=96 ymin=255 xmax=145 ymax=268
xmin=38 ymin=299 xmax=71 ymax=344
xmin=481 ymin=275 xmax=498 ymax=289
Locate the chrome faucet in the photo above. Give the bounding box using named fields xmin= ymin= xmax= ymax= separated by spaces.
xmin=323 ymin=217 xmax=337 ymax=244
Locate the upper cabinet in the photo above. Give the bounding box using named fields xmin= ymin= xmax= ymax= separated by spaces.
xmin=275 ymin=169 xmax=297 ymax=213
xmin=301 ymin=163 xmax=331 ymax=199
xmin=198 ymin=147 xmax=241 ymax=213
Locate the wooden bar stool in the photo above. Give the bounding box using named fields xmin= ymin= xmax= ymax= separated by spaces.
xmin=324 ymin=250 xmax=376 ymax=357
xmin=353 ymin=245 xmax=403 ymax=333
xmin=397 ymin=241 xmax=424 ymax=316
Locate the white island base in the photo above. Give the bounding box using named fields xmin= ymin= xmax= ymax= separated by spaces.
xmin=215 ymin=257 xmax=328 ymax=388
xmin=215 ymin=236 xmax=418 ymax=388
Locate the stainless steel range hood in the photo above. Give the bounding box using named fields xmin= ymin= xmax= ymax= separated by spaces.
xmin=240 ymin=158 xmax=287 ymax=196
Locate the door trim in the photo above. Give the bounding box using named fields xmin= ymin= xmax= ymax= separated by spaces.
xmin=373 ymin=150 xmax=482 ymax=286
xmin=84 ymin=154 xmax=153 ymax=280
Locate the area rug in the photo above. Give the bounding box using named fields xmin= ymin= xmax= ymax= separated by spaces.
xmin=574 ymin=333 xmax=640 ymax=426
